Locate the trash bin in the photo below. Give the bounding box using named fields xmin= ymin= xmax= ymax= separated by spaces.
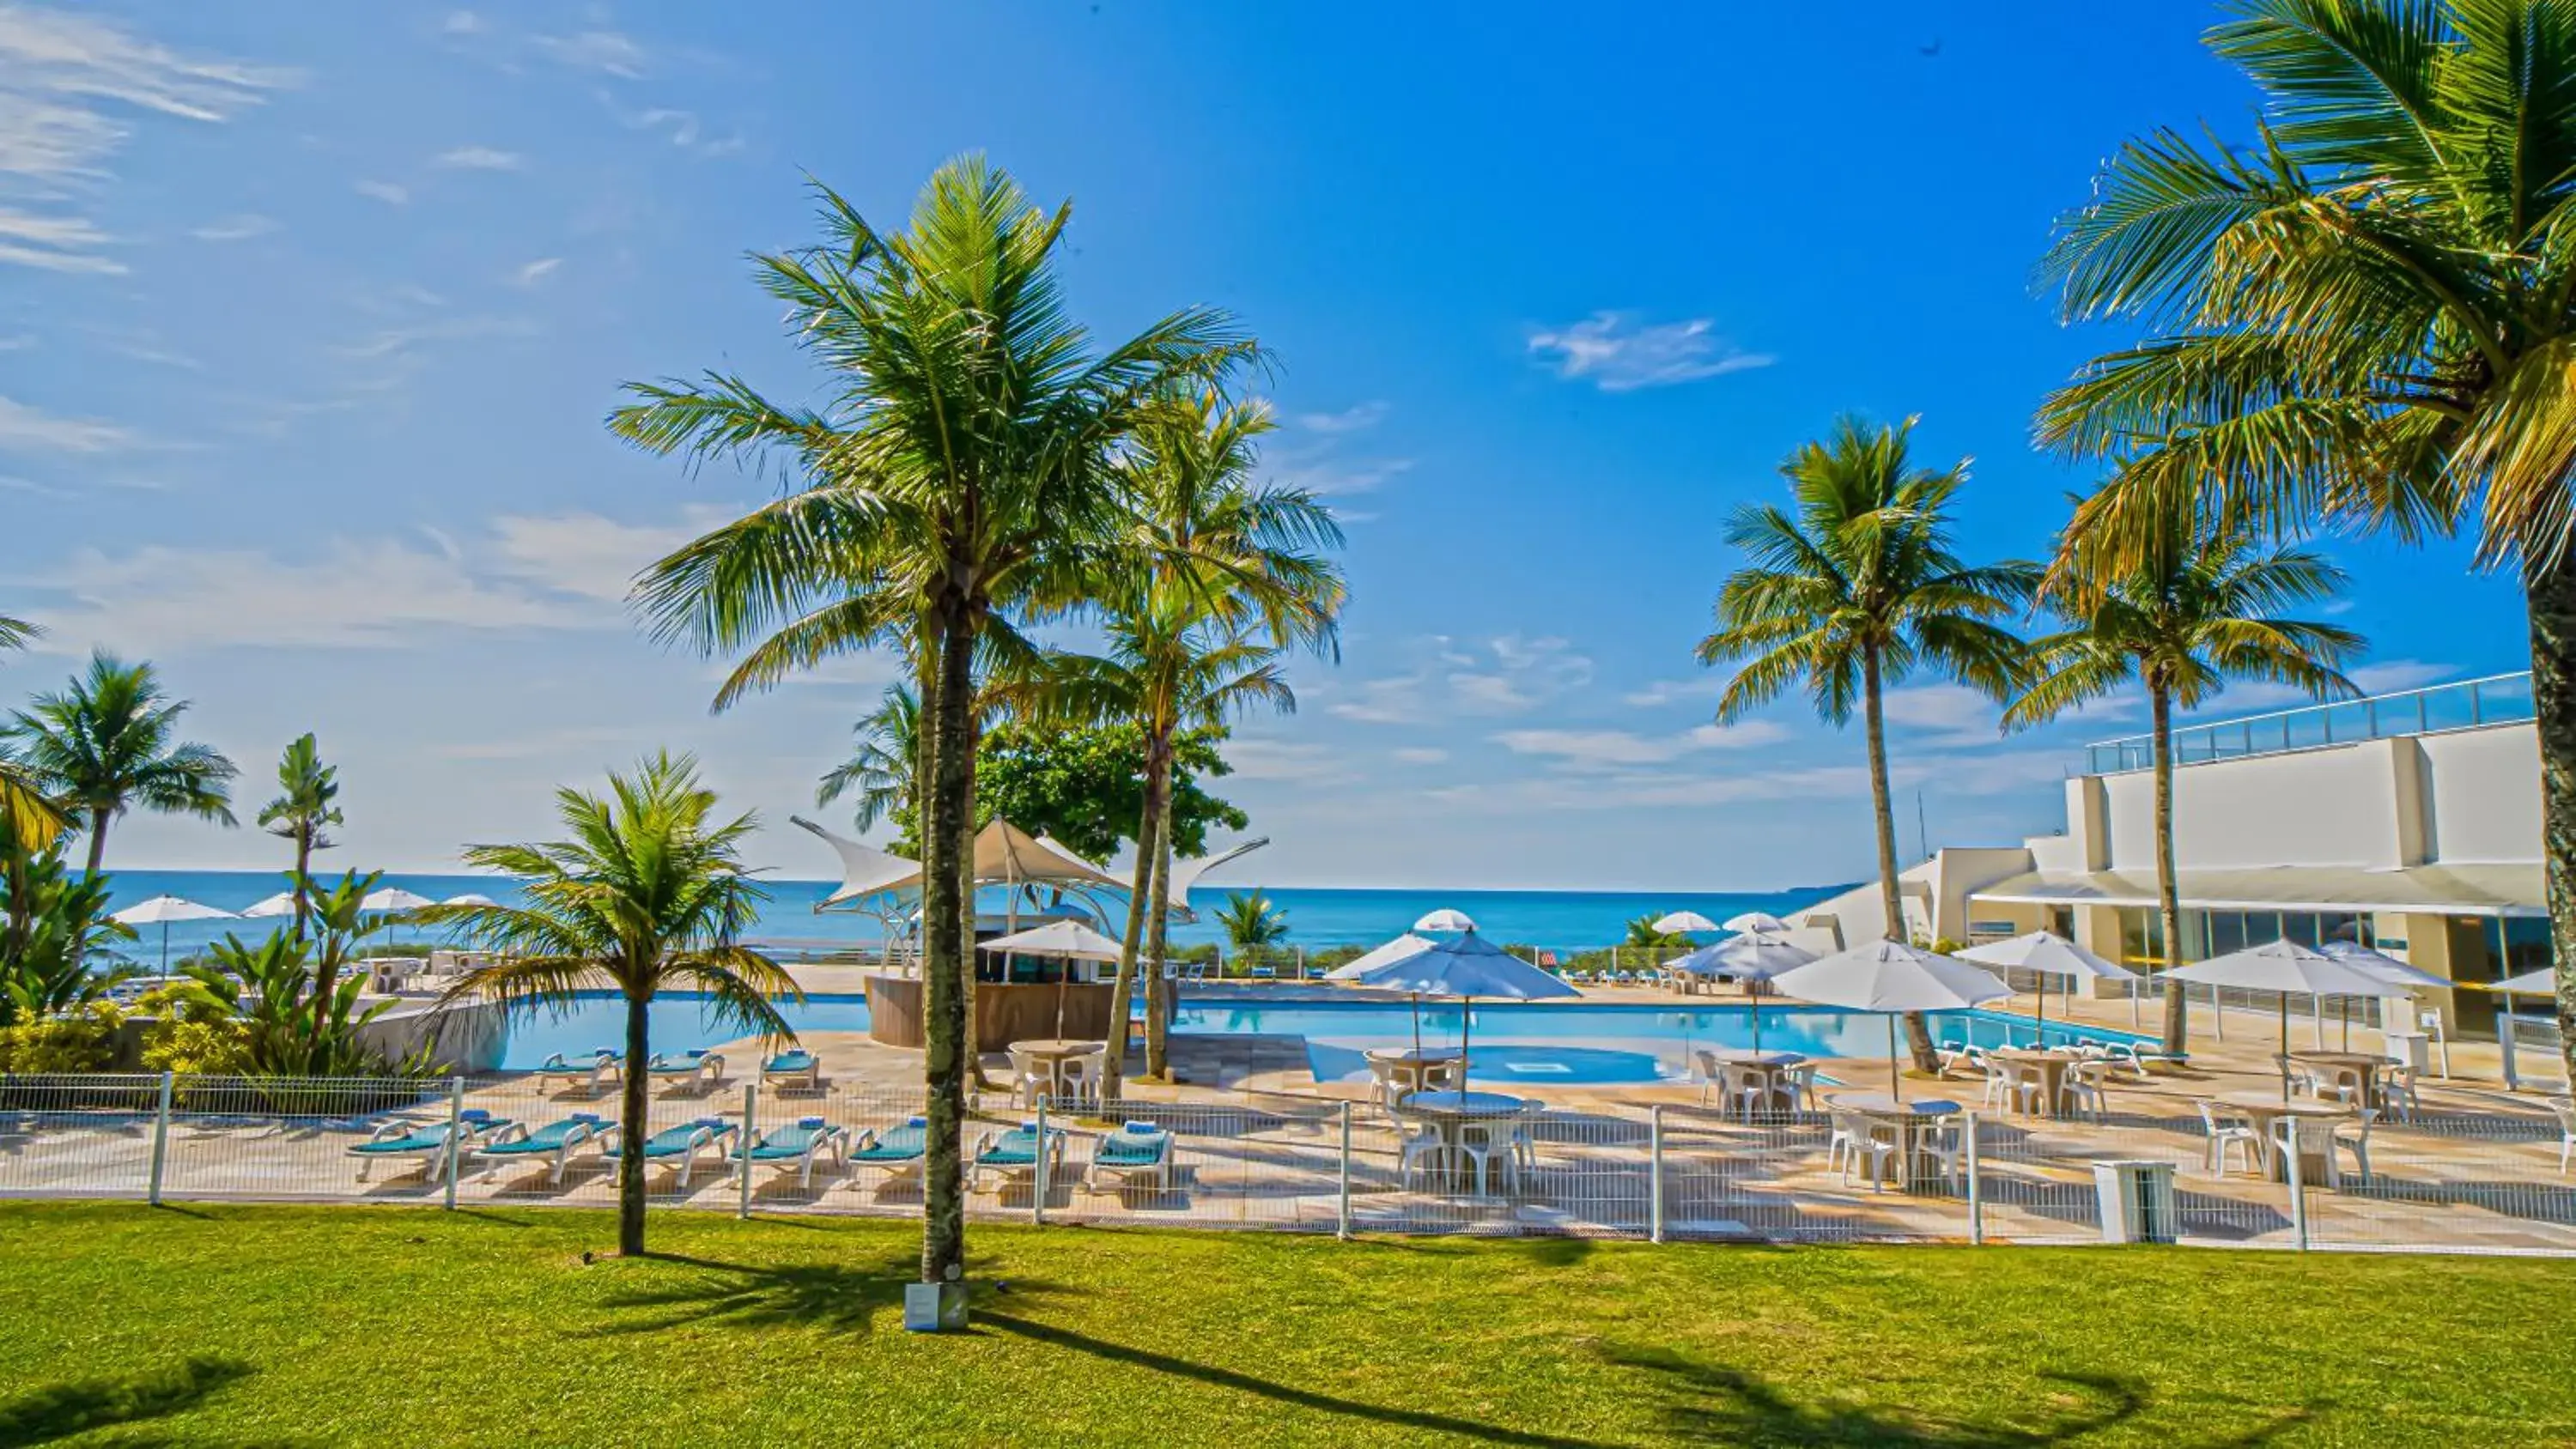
xmin=2092 ymin=1160 xmax=2178 ymax=1245
xmin=2383 ymin=1030 xmax=2430 ymax=1073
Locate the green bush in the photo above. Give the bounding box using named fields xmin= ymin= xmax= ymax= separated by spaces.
xmin=0 ymin=1003 xmax=127 ymax=1073
xmin=138 ymin=1017 xmax=256 ymax=1077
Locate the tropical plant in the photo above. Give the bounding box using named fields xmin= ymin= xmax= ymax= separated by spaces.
xmin=0 ymin=1003 xmax=127 ymax=1074
xmin=1695 ymin=415 xmax=2037 ymax=1070
xmin=426 ymin=753 xmax=794 ymax=1257
xmin=3 ymin=652 xmax=237 ymax=877
xmin=1622 ymin=914 xmax=1692 ymax=949
xmin=177 ymin=925 xmax=405 ymax=1080
xmin=0 ymin=614 xmax=63 ymax=854
xmin=1215 ymin=889 xmax=1289 ymax=952
xmin=2005 ymin=496 xmax=2360 ymax=1049
xmin=819 ymin=685 xmax=920 ymax=834
xmin=0 ymin=836 xmax=136 ymax=1028
xmin=2030 ymin=0 xmax=2576 ymax=1073
xmin=611 ymin=158 xmax=1249 ymax=1286
xmin=257 ymin=733 xmax=343 ymax=941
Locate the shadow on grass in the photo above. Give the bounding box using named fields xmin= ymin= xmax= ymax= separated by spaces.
xmin=585 ymin=1251 xmax=1072 ymax=1338
xmin=979 ymin=1312 xmax=1615 ymax=1448
xmin=0 ymin=1355 xmax=252 ymax=1448
xmin=1604 ymin=1348 xmax=2315 ymax=1447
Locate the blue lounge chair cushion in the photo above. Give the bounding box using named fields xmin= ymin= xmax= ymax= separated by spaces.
xmin=979 ymin=1128 xmax=1054 ymax=1167
xmin=483 ymin=1118 xmax=598 ymax=1155
xmin=743 ymin=1123 xmax=835 ymax=1161
xmin=606 ymin=1124 xmax=720 ymax=1159
xmin=353 ymin=1127 xmax=447 ymax=1155
xmin=767 ymin=1052 xmax=817 ymax=1071
xmin=850 ymin=1124 xmax=927 ymax=1163
xmin=1094 ymin=1133 xmax=1167 ymax=1167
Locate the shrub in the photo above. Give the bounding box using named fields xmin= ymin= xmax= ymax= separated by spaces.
xmin=0 ymin=1003 xmax=126 ymax=1073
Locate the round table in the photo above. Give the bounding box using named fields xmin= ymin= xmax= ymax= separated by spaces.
xmin=1698 ymin=1049 xmax=1808 ymax=1118
xmin=2218 ymin=1092 xmax=2354 ymax=1183
xmin=1398 ymin=1090 xmax=1530 ymax=1196
xmin=2287 ymin=1051 xmax=2383 ymax=1106
xmin=1010 ymin=1040 xmax=1107 ymax=1100
xmin=1990 ymin=1048 xmax=2081 ymax=1118
xmin=1826 ymin=1094 xmax=1962 ymax=1193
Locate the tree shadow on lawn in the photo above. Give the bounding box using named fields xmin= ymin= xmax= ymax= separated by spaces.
xmin=1604 ymin=1347 xmax=2317 ymax=1447
xmin=977 ymin=1311 xmax=1619 ymax=1448
xmin=582 ymin=1250 xmax=1073 ymax=1338
xmin=0 ymin=1355 xmax=254 ymax=1448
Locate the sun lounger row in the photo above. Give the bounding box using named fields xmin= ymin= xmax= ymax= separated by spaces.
xmin=531 ymin=1049 xmax=827 ymax=1094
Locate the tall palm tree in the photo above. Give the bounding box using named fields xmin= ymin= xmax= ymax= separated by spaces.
xmin=0 ymin=615 xmax=64 ymax=853
xmin=3 ymin=652 xmax=237 ymax=876
xmin=2032 ymin=0 xmax=2576 ymax=1076
xmin=428 ymin=753 xmax=794 ymax=1258
xmin=820 ymin=684 xmax=920 ymax=834
xmin=258 ymin=733 xmax=343 ymax=942
xmin=2004 ymin=493 xmax=2361 ymax=1049
xmin=611 ymin=157 xmax=1249 ymax=1288
xmin=1696 ymin=415 xmax=2037 ymax=1070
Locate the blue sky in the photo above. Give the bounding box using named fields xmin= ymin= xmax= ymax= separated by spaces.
xmin=0 ymin=2 xmax=2531 ymax=891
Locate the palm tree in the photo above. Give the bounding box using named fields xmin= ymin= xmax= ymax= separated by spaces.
xmin=428 ymin=754 xmax=794 ymax=1258
xmin=2031 ymin=0 xmax=2576 ymax=1076
xmin=258 ymin=733 xmax=343 ymax=942
xmin=1696 ymin=415 xmax=2037 ymax=1070
xmin=0 ymin=615 xmax=63 ymax=853
xmin=3 ymin=652 xmax=237 ymax=876
xmin=2004 ymin=494 xmax=2361 ymax=1049
xmin=611 ymin=157 xmax=1249 ymax=1288
xmin=1216 ymin=890 xmax=1288 ymax=953
xmin=819 ymin=685 xmax=919 ymax=834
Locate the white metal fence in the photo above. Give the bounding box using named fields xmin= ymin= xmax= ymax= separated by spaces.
xmin=4 ymin=1070 xmax=2572 ymax=1255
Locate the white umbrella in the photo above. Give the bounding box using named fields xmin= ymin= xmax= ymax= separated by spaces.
xmin=1650 ymin=910 xmax=1722 ymax=937
xmin=362 ymin=887 xmax=437 ymax=912
xmin=2164 ymin=940 xmax=2393 ymax=1096
xmin=1412 ymin=907 xmax=1477 ymax=935
xmin=1722 ymin=911 xmax=1790 ymax=935
xmin=1667 ymin=934 xmax=1817 ymax=1051
xmin=1349 ymin=929 xmax=1581 ymax=1082
xmin=442 ymin=892 xmax=501 ymax=908
xmin=110 ymin=894 xmax=237 ymax=972
xmin=2488 ymin=967 xmax=2555 ymax=996
xmin=1771 ymin=940 xmax=2009 ymax=1097
xmin=240 ymin=891 xmax=298 ymax=919
xmin=1325 ymin=933 xmax=1433 ymax=981
xmin=983 ymin=919 xmax=1127 ymax=1035
xmin=1955 ymin=931 xmax=2137 ymax=1039
xmin=2314 ymin=941 xmax=2447 ymax=1052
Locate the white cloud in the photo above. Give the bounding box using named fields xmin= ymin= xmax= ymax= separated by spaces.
xmin=2179 ymin=658 xmax=2455 ymax=720
xmin=1880 ymin=682 xmax=2002 ymax=744
xmin=1267 ymin=453 xmax=1411 ymax=498
xmin=0 ymin=5 xmax=289 ymax=274
xmin=354 ymin=179 xmax=410 ymax=205
xmin=1492 ymin=720 xmax=1789 ymax=768
xmin=1391 ymin=747 xmax=1448 ymax=765
xmin=1425 ymin=762 xmax=1872 ymax=814
xmin=0 ymin=393 xmax=132 ymax=452
xmin=1527 ymin=312 xmax=1773 ymax=391
xmin=485 ymin=509 xmax=728 ymax=603
xmin=1329 ymin=634 xmax=1595 ymax=724
xmin=533 ymin=29 xmax=647 ymax=77
xmin=1297 ymin=401 xmax=1388 ymax=434
xmin=434 ymin=145 xmax=524 ymax=171
xmin=188 ymin=212 xmax=276 ymax=242
xmin=1621 ymin=675 xmax=1726 ymax=708
xmin=513 ymin=257 xmax=562 ymax=286
xmin=611 ymin=102 xmax=744 ymax=158
xmin=1224 ymin=738 xmax=1357 ymax=785
xmin=440 ymin=10 xmax=485 ymax=36
xmin=332 ymin=314 xmax=536 ymax=362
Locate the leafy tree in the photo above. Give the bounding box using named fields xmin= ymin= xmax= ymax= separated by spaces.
xmin=1215 ymin=889 xmax=1288 ymax=950
xmin=1696 ymin=415 xmax=2036 ymax=1071
xmin=2006 ymin=496 xmax=2360 ymax=1049
xmin=1623 ymin=914 xmax=1692 ymax=949
xmin=878 ymin=722 xmax=1246 ymax=864
xmin=2029 ymin=0 xmax=2576 ymax=1076
xmin=3 ymin=652 xmax=238 ymax=877
xmin=257 ymin=733 xmax=343 ymax=942
xmin=427 ymin=754 xmax=795 ymax=1258
xmin=613 ymin=159 xmax=1247 ymax=1287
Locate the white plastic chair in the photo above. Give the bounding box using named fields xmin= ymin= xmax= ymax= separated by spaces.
xmin=2375 ymin=1064 xmax=2421 ymax=1123
xmin=2057 ymin=1061 xmax=2111 ymax=1123
xmin=2332 ymin=1108 xmax=2378 ymax=1184
xmin=2551 ymin=1097 xmax=2576 ymax=1176
xmin=1054 ymin=1054 xmax=1097 ymax=1108
xmin=1777 ymin=1064 xmax=1820 ymax=1115
xmin=1826 ymin=1111 xmax=1896 ymax=1192
xmin=2273 ymin=1115 xmax=2342 ymax=1190
xmin=1393 ymin=1109 xmax=1448 ymax=1190
xmin=1006 ymin=1049 xmax=1044 ymax=1109
xmin=2195 ymin=1100 xmax=2259 ymax=1176
xmin=1455 ymin=1120 xmax=1516 ymax=1197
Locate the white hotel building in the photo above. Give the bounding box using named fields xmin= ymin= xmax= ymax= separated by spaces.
xmin=1789 ymin=672 xmax=2551 ymax=1040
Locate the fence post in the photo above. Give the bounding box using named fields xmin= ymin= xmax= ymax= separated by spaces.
xmin=1337 ymin=1101 xmax=1352 ymax=1240
xmin=1648 ymin=1105 xmax=1665 ymax=1244
xmin=145 ymin=1071 xmax=174 ymax=1207
xmin=1033 ymin=1097 xmax=1048 ymax=1228
xmin=738 ymin=1081 xmax=757 ymax=1221
xmin=1965 ymin=1110 xmax=1984 ymax=1246
xmin=442 ymin=1076 xmax=465 ymax=1210
xmin=2285 ymin=1125 xmax=2309 ymax=1251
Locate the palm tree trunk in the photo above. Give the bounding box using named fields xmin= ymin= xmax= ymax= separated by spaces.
xmin=1103 ymin=749 xmax=1165 ymax=1100
xmin=959 ymin=781 xmax=986 ymax=1088
xmin=2524 ymin=557 xmax=2576 ymax=1088
xmin=918 ymin=597 xmax=975 ymax=1288
xmin=2151 ymin=685 xmax=2190 ymax=1052
xmin=1142 ymin=756 xmax=1176 ymax=1078
xmin=82 ymin=808 xmax=109 ymax=877
xmin=1862 ymin=646 xmax=1939 ymax=1072
xmin=617 ymin=986 xmax=650 ymax=1257
xmin=291 ymin=828 xmax=313 ymax=945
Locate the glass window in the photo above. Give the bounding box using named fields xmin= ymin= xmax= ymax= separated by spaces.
xmin=2282 ymin=913 xmax=2321 ymax=948
xmin=2208 ymin=911 xmax=2247 ymax=958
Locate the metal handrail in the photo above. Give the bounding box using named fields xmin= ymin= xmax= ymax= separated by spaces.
xmin=2082 ymin=671 xmax=2534 ymax=776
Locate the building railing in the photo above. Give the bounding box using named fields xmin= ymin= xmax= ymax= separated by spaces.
xmin=5 ymin=1069 xmax=2573 ymax=1256
xmin=2084 ymin=672 xmax=2536 ymax=776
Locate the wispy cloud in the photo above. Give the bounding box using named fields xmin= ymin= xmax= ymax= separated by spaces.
xmin=512 ymin=257 xmax=562 ymax=287
xmin=1297 ymin=401 xmax=1388 ymax=434
xmin=533 ymin=29 xmax=647 ymax=78
xmin=1225 ymin=737 xmax=1359 ymax=786
xmin=1621 ymin=675 xmax=1727 ymax=708
xmin=0 ymin=5 xmax=290 ymax=274
xmin=1528 ymin=312 xmax=1773 ymax=391
xmin=354 ymin=179 xmax=410 ymax=205
xmin=1391 ymin=747 xmax=1449 ymax=765
xmin=332 ymin=314 xmax=536 ymax=362
xmin=434 ymin=145 xmax=524 ymax=171
xmin=188 ymin=212 xmax=276 ymax=242
xmin=0 ymin=393 xmax=133 ymax=452
xmin=1880 ymin=682 xmax=2004 ymax=746
xmin=1492 ymin=720 xmax=1789 ymax=769
xmin=1328 ymin=635 xmax=1594 ymax=724
xmin=440 ymin=10 xmax=484 ymax=36
xmin=610 ymin=101 xmax=744 ymax=158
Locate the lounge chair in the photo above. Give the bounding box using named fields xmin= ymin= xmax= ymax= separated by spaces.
xmin=644 ymin=1050 xmax=726 ymax=1094
xmin=534 ymin=1050 xmax=620 ymax=1094
xmin=1082 ymin=1121 xmax=1176 ymax=1193
xmin=760 ymin=1051 xmax=821 ymax=1092
xmin=735 ymin=1117 xmax=849 ymax=1190
xmin=349 ymin=1109 xmax=513 ymax=1183
xmin=969 ymin=1122 xmax=1066 ymax=1192
xmin=473 ymin=1113 xmax=609 ymax=1185
xmin=604 ymin=1119 xmax=737 ymax=1188
xmin=847 ymin=1116 xmax=929 ymax=1187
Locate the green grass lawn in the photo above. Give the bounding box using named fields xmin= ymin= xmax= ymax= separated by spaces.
xmin=0 ymin=1203 xmax=2570 ymax=1446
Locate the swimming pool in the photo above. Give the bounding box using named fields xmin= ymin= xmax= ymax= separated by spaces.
xmin=501 ymin=990 xmax=2147 ymax=1083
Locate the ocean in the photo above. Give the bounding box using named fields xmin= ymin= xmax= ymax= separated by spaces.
xmin=89 ymin=870 xmax=1845 ymax=967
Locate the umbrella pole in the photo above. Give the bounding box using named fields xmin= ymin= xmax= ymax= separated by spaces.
xmin=1412 ymin=992 xmax=1422 ymax=1060
xmin=161 ymin=921 xmax=171 ymax=974
xmin=2278 ymin=995 xmax=2291 ymax=1101
xmin=1887 ymin=1016 xmax=1901 ymax=1101
xmin=2033 ymin=973 xmax=2047 ymax=1045
xmin=1460 ymin=996 xmax=1473 ymax=1090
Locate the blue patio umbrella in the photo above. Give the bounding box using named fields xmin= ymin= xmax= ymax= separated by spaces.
xmin=1347 ymin=930 xmax=1581 ymax=1086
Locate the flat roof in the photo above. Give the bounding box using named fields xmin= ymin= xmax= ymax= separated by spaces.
xmin=1969 ymin=863 xmax=2543 ymax=919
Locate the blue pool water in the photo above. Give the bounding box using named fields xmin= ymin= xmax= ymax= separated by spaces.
xmin=501 ymin=991 xmax=2148 ymax=1082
